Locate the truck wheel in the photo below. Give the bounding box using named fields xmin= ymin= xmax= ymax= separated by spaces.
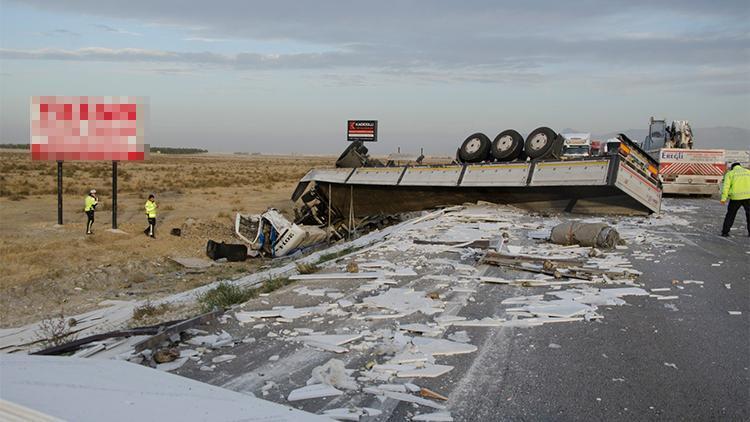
xmin=459 ymin=133 xmax=491 ymax=162
xmin=491 ymin=130 xmax=524 ymax=161
xmin=524 ymin=127 xmax=557 ymax=159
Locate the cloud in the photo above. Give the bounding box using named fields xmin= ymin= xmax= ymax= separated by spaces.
xmin=4 ymin=0 xmax=749 ymax=95
xmin=93 ymin=23 xmax=141 ymax=36
xmin=183 ymin=37 xmax=230 ymax=42
xmin=41 ymin=28 xmax=81 ymax=37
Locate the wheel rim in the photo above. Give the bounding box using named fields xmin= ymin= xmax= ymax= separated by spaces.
xmin=496 ymin=135 xmax=513 ymax=152
xmin=465 ymin=138 xmax=482 ymax=154
xmin=529 ymin=133 xmax=548 ymax=150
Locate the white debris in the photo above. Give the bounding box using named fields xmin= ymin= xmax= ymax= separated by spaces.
xmin=186 ymin=331 xmax=234 ymax=348
xmin=449 ymin=318 xmax=506 ymax=327
xmin=293 ymin=286 xmax=345 ymax=299
xmin=323 ymin=407 xmax=382 ymax=421
xmin=650 ymin=288 xmax=671 ymax=292
xmin=434 ymin=315 xmax=467 ymax=325
xmin=295 ymin=334 xmax=362 ymax=346
xmin=655 ymin=295 xmax=679 ymax=301
xmin=290 ymin=272 xmax=382 ymax=281
xmin=405 ymin=383 xmax=421 ymax=393
xmin=399 ymin=323 xmax=444 ymax=336
xmin=362 ymin=288 xmax=444 ymax=316
xmin=236 ymin=305 xmax=330 ymax=322
xmin=683 ymin=280 xmax=704 ymax=285
xmin=548 ymin=343 xmax=561 ymax=349
xmin=664 ymin=362 xmax=678 ymax=369
xmin=338 ymin=299 xmax=354 ymax=308
xmin=261 ymin=381 xmax=277 ymax=394
xmin=363 ymin=389 xmax=446 ymax=410
xmin=212 ymin=354 xmax=236 ymax=363
xmin=447 ymin=331 xmax=470 ymax=343
xmin=156 ymin=357 xmax=188 ymax=372
xmin=287 ymin=383 xmax=343 ymax=401
xmin=373 ymin=383 xmax=406 ymax=393
xmin=411 ymin=337 xmax=477 ymax=357
xmin=309 ymin=359 xmax=358 ymax=390
xmin=728 ymin=311 xmax=742 ymax=315
xmin=396 ymin=364 xmax=453 ymax=378
xmin=268 ymin=355 xmax=279 ymax=361
xmin=519 ymin=300 xmax=593 ymax=318
xmin=413 ymin=412 xmax=454 ymax=421
xmin=725 ymin=284 xmax=731 ymax=289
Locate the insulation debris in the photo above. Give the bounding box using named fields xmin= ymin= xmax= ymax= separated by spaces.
xmin=362 ymin=388 xmax=447 ymax=410
xmin=186 ymin=331 xmax=233 ymax=348
xmin=287 ymin=383 xmax=344 ymax=401
xmin=322 ymin=407 xmax=383 ymax=421
xmin=412 ymin=412 xmax=454 ymax=421
xmin=309 ymin=359 xmax=359 ymax=390
xmin=362 ymin=288 xmax=444 ymax=316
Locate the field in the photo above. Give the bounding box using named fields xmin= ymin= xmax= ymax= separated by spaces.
xmin=0 ymin=150 xmax=334 ymax=327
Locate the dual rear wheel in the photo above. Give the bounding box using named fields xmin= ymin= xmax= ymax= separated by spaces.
xmin=458 ymin=126 xmax=558 ymax=162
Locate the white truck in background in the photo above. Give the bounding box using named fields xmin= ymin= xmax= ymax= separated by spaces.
xmin=725 ymin=150 xmax=750 ymax=167
xmin=657 ymin=149 xmax=726 ymax=195
xmin=561 ymin=133 xmax=592 ymax=157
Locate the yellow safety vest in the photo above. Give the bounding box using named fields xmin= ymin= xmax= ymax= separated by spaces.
xmin=721 ymin=166 xmax=750 ymax=201
xmin=145 ymin=200 xmax=157 ymax=218
xmin=84 ymin=196 xmax=98 ymax=212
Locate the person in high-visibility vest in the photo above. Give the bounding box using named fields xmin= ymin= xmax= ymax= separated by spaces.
xmin=721 ymin=162 xmax=750 ymax=237
xmin=144 ymin=194 xmax=158 ymax=238
xmin=84 ymin=189 xmax=98 ymax=234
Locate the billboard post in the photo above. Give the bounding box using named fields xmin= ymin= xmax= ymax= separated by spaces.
xmin=57 ymin=161 xmax=63 ymax=225
xmin=112 ymin=161 xmax=118 ymax=230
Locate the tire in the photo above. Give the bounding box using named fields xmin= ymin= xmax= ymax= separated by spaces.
xmin=491 ymin=130 xmax=524 ymax=161
xmin=458 ymin=133 xmax=491 ymax=162
xmin=524 ymin=127 xmax=558 ymax=159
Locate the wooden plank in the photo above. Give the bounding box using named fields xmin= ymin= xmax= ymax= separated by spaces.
xmin=133 ymin=310 xmax=222 ymax=353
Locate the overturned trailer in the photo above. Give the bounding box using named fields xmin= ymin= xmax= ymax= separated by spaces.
xmin=292 ymin=134 xmax=661 ymax=225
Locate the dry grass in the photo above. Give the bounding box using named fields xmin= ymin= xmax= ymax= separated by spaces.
xmin=0 ymin=151 xmax=332 ymax=198
xmin=132 ymin=301 xmax=172 ymax=321
xmin=34 ymin=312 xmax=78 ymax=349
xmin=0 ymin=151 xmax=335 ymax=328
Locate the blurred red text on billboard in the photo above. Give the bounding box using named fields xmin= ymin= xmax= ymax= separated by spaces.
xmin=30 ymin=96 xmax=149 ymax=161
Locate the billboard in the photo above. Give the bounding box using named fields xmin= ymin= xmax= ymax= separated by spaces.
xmin=347 ymin=120 xmax=377 ymax=142
xmin=31 ymin=96 xmax=148 ymax=161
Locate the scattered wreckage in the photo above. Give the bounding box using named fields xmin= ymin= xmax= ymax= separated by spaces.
xmin=1 ymin=201 xmax=718 ymax=421
xmin=223 ymin=129 xmax=660 ymax=260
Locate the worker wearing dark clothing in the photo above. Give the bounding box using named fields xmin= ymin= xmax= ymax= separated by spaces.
xmin=84 ymin=189 xmax=98 ymax=234
xmin=144 ymin=194 xmax=158 ymax=238
xmin=720 ymin=163 xmax=750 ymax=237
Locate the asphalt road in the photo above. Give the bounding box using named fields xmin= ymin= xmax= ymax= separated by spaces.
xmin=445 ymin=198 xmax=749 ymax=421
xmin=179 ymin=198 xmax=749 ymax=421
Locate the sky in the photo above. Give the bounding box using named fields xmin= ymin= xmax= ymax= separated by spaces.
xmin=1 ymin=0 xmax=748 ymax=154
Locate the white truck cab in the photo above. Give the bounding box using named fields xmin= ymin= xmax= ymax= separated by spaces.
xmin=561 ymin=133 xmax=592 ymax=158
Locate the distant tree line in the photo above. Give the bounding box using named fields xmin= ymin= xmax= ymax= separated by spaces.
xmin=0 ymin=143 xmax=207 ymax=154
xmin=0 ymin=144 xmax=29 ymax=150
xmin=150 ymin=147 xmax=208 ymax=154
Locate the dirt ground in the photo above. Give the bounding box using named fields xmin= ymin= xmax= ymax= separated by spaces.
xmin=0 ymin=150 xmax=334 ymax=328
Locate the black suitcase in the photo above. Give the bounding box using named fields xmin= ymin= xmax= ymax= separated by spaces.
xmin=206 ymin=240 xmax=248 ymax=262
